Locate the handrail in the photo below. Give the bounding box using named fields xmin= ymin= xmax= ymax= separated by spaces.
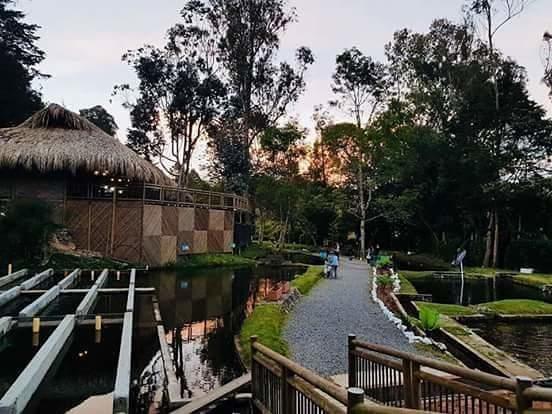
xmin=352 ymin=339 xmax=517 ymax=391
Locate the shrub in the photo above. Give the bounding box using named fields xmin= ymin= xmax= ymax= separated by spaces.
xmin=0 ymin=199 xmax=56 ymax=267
xmin=375 ymin=275 xmax=394 ymax=288
xmin=419 ymin=306 xmax=441 ymax=331
xmin=392 ymin=251 xmax=451 ymax=271
xmin=504 ymin=239 xmax=552 ymax=273
xmin=376 ymin=255 xmax=392 ymax=268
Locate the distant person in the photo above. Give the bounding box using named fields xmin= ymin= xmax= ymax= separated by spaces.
xmin=336 ymin=242 xmax=340 ymax=257
xmin=327 ymin=250 xmax=339 ymax=279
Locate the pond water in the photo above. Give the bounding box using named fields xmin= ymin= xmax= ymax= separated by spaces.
xmin=0 ymin=264 xmax=305 ymax=413
xmin=409 ymin=276 xmax=550 ymax=305
xmin=466 ymin=320 xmax=552 ymax=377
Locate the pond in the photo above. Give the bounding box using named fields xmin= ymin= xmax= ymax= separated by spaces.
xmin=0 ymin=264 xmax=305 ymax=413
xmin=409 ymin=275 xmax=550 ymax=305
xmin=466 ymin=320 xmax=552 ymax=377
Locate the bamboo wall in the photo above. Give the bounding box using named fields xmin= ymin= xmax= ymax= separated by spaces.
xmin=65 ymin=200 xmax=234 ymax=266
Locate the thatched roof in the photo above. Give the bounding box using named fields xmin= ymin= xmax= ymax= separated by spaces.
xmin=0 ymin=104 xmax=169 ymax=184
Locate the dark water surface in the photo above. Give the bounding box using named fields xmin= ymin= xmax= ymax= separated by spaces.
xmin=0 ymin=265 xmax=305 ymax=413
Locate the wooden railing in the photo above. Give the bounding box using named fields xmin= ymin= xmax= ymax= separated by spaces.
xmin=348 ymin=336 xmax=552 ymax=413
xmin=65 ymin=182 xmax=250 ymax=212
xmin=250 ymin=337 xmax=428 ymax=414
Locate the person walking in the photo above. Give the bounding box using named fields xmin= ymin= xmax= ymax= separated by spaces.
xmin=327 ymin=250 xmax=339 ymax=279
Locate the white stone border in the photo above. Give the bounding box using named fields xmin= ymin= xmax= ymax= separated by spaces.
xmin=371 ymin=267 xmax=431 ymax=345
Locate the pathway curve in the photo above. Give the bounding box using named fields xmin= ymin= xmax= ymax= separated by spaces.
xmin=283 ymin=259 xmax=418 ymax=376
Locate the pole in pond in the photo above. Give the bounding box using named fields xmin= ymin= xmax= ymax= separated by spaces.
xmin=452 ymin=249 xmax=467 ymax=304
xmin=117 ymin=271 xmax=120 ymax=281
xmin=91 ymin=270 xmax=95 ymax=281
xmin=8 ymin=264 xmax=12 ymax=275
xmin=32 ymin=318 xmax=40 ymax=346
xmin=95 ymin=314 xmax=102 ymax=344
xmin=32 ymin=332 xmax=39 ymax=347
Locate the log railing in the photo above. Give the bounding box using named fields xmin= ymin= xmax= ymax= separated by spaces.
xmin=348 ymin=335 xmax=552 ymax=413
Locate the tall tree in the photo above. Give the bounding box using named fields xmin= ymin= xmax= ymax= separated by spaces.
xmin=79 ymin=105 xmax=118 ymax=136
xmin=543 ymin=31 xmax=552 ymax=97
xmin=329 ymin=47 xmax=387 ymax=258
xmin=178 ymin=0 xmax=314 ymax=192
xmin=0 ymin=0 xmax=46 ymax=127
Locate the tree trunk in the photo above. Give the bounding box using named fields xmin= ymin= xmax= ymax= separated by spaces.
xmin=358 ymin=164 xmax=366 ymax=259
xmin=517 ymin=215 xmax=522 ymax=240
xmin=483 ymin=211 xmax=494 ymax=267
xmin=492 ymin=210 xmax=499 ymax=268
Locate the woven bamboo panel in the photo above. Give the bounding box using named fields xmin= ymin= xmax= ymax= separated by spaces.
xmin=223 ymin=230 xmax=233 ymax=253
xmin=193 ymin=231 xmax=208 ymax=253
xmin=207 ymin=230 xmax=224 ymax=252
xmin=194 ymin=208 xmax=209 ymax=231
xmin=65 ymin=200 xmax=89 ymax=250
xmin=90 ymin=201 xmax=112 ymax=255
xmin=142 ymin=236 xmax=162 ymax=266
xmin=143 ymin=205 xmax=162 ymax=236
xmin=209 ymin=210 xmax=225 ymax=231
xmin=177 ymin=231 xmax=194 ymax=255
xmin=178 ymin=207 xmax=195 ymax=231
xmin=224 ymin=211 xmax=234 ymax=230
xmin=162 ymin=206 xmax=178 ymax=236
xmin=112 ymin=201 xmax=142 ymax=263
xmin=160 ymin=235 xmax=177 ymax=265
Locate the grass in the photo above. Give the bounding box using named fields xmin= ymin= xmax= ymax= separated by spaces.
xmin=415 ymin=301 xmax=478 ymax=316
xmin=239 ymin=304 xmax=288 ymax=365
xmin=291 ymin=265 xmax=324 ymax=295
xmin=513 ymin=273 xmax=552 ymax=288
xmin=476 ymin=299 xmax=552 ymax=315
xmin=46 ymin=253 xmax=132 ymax=270
xmin=175 ymin=253 xmax=255 ymax=269
xmin=398 ymin=274 xmax=417 ymax=294
xmin=400 ymin=270 xmax=434 ymax=281
xmin=241 ymin=243 xmax=272 ymax=260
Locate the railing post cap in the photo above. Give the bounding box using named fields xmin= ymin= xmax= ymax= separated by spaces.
xmin=348 ymin=387 xmax=364 ymax=395
xmin=250 ymin=335 xmax=258 ymax=342
xmin=348 ymin=334 xmax=356 ymax=338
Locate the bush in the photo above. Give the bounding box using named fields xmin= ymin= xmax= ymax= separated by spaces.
xmin=0 ymin=199 xmax=56 ymax=267
xmin=505 ymin=239 xmax=552 ymax=273
xmin=375 ymin=275 xmax=394 ymax=288
xmin=419 ymin=306 xmax=441 ymax=331
xmin=392 ymin=251 xmax=451 ymax=271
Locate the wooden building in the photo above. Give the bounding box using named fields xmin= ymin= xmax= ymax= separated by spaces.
xmin=0 ymin=104 xmax=250 ymax=266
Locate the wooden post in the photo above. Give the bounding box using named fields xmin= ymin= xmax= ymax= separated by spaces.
xmin=402 ymin=359 xmax=413 ymax=408
xmin=515 ymin=376 xmax=533 ymax=412
xmin=32 ymin=317 xmax=40 ymax=334
xmin=7 ymin=264 xmax=12 ymax=275
xmin=410 ymin=361 xmax=421 ymax=409
xmin=348 ymin=334 xmax=357 ymax=388
xmin=347 ymin=387 xmax=365 ymax=414
xmin=250 ymin=336 xmax=258 ymax=402
xmin=281 ymin=364 xmax=293 ymax=414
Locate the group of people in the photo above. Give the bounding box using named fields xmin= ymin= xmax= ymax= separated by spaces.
xmin=320 ymin=246 xmax=340 ymax=279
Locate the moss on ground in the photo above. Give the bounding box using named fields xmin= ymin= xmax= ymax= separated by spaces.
xmin=414 ymin=343 xmax=460 ymax=365
xmin=398 ymin=274 xmax=417 ymax=294
xmin=239 ymin=304 xmax=288 ymax=365
xmin=46 ymin=253 xmax=132 ymax=270
xmin=476 ymin=299 xmax=552 ymax=315
xmin=175 ymin=253 xmax=255 ymax=269
xmin=415 ymin=301 xmax=478 ymax=316
xmin=291 ymin=266 xmax=324 ymax=295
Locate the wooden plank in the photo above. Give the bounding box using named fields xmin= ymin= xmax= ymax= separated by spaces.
xmin=75 ymin=269 xmax=108 ymax=316
xmin=113 ymin=311 xmax=133 ymax=414
xmin=20 ymin=269 xmax=54 ymax=290
xmin=0 ymin=269 xmax=28 ymax=289
xmin=172 ymin=373 xmax=251 ymax=414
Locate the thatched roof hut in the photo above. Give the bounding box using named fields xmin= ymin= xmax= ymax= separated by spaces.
xmin=0 ymin=103 xmax=168 ymax=184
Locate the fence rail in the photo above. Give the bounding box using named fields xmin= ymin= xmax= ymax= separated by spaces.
xmin=348 ymin=336 xmax=552 ymax=413
xmin=65 ymin=182 xmax=250 ymax=212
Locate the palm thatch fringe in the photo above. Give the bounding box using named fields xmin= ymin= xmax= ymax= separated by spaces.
xmin=0 ymin=104 xmax=169 ymax=184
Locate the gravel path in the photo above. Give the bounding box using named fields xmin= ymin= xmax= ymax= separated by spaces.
xmin=283 ymin=259 xmax=418 ymax=376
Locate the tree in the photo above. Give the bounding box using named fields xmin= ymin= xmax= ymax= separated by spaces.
xmin=177 ymin=0 xmax=314 ymax=192
xmin=543 ymin=31 xmax=552 ymax=97
xmin=79 ymin=105 xmax=118 ymax=136
xmin=329 ymin=48 xmax=387 ymax=258
xmin=115 ymin=41 xmax=226 ymax=187
xmin=0 ymin=0 xmax=46 ymax=127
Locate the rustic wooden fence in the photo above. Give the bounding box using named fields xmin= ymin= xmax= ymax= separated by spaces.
xmin=348 ymin=335 xmax=552 ymax=413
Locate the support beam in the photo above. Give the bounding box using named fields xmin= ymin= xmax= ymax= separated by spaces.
xmin=75 ymin=269 xmax=108 ymax=316
xmin=0 ymin=317 xmax=14 ymax=338
xmin=0 ymin=269 xmax=28 ymax=289
xmin=0 ymin=315 xmax=75 ymax=414
xmin=20 ymin=269 xmax=54 ymax=290
xmin=58 ymin=269 xmax=81 ymax=290
xmin=125 ymin=269 xmax=136 ymax=312
xmin=0 ymin=286 xmax=21 ymax=307
xmin=113 ymin=311 xmax=133 ymax=414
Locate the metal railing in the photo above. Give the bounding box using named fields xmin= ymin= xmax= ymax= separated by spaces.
xmin=251 ymin=337 xmax=428 ymax=414
xmin=65 ymin=182 xmax=250 ymax=212
xmin=348 ymin=336 xmax=552 ymax=413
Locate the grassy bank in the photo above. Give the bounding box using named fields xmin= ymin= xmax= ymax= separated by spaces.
xmin=291 ymin=265 xmax=323 ymax=294
xmin=513 ymin=273 xmax=552 ymax=288
xmin=477 ymin=299 xmax=552 ymax=315
xmin=415 ymin=302 xmax=478 ymax=316
xmin=175 ymin=253 xmax=255 ymax=269
xmin=239 ymin=304 xmax=288 ymax=364
xmin=398 ymin=274 xmax=417 ymax=294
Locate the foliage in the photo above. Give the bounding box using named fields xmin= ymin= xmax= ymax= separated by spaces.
xmin=476 ymin=299 xmax=552 ymax=315
xmin=173 ymin=253 xmax=255 ymax=269
xmin=418 ymin=306 xmax=441 ymax=331
xmin=291 ymin=266 xmax=323 ymax=295
xmin=46 ymin=253 xmax=131 ymax=270
xmin=504 ymin=239 xmax=552 ymax=273
xmin=376 ymin=255 xmax=392 ymax=268
xmin=79 ymin=106 xmax=118 ymax=136
xmin=0 ymin=0 xmax=46 ymax=127
xmin=0 ymin=200 xmax=56 ymax=266
xmin=375 ymin=275 xmax=394 ymax=288
xmin=239 ymin=304 xmax=288 ymax=365
xmin=393 ymin=252 xmax=451 ymax=271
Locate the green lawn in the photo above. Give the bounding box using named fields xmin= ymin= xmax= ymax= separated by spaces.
xmin=400 ymin=270 xmax=434 ymax=281
xmin=291 ymin=265 xmax=324 ymax=295
xmin=239 ymin=304 xmax=288 ymax=365
xmin=398 ymin=274 xmax=417 ymax=294
xmin=513 ymin=273 xmax=552 ymax=288
xmin=477 ymin=299 xmax=552 ymax=315
xmin=415 ymin=301 xmax=478 ymax=316
xmin=175 ymin=253 xmax=255 ymax=269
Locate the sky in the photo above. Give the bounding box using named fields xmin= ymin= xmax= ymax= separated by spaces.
xmin=19 ymin=0 xmax=552 ymax=172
